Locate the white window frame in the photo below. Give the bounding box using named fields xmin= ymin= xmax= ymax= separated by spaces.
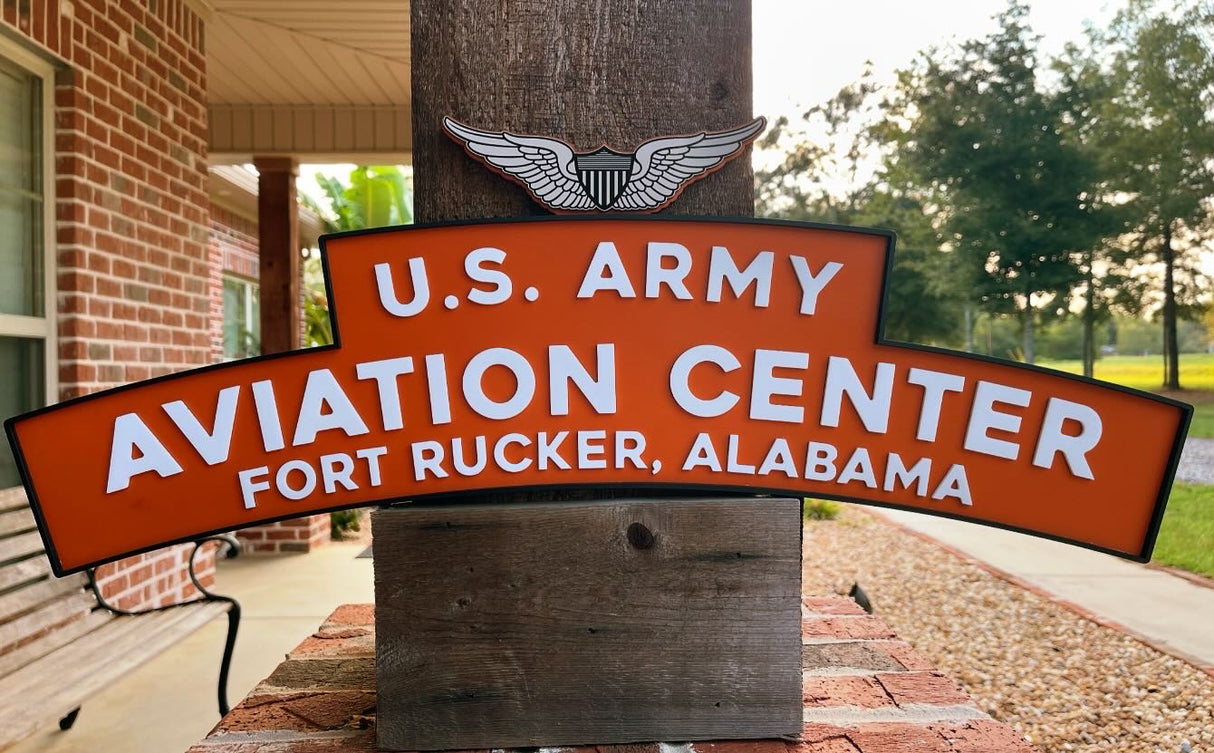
xmin=0 ymin=36 xmax=57 ymax=406
xmin=222 ymin=274 xmax=260 ymax=360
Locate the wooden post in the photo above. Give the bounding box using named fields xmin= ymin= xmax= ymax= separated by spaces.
xmin=376 ymin=1 xmax=800 ymax=749
xmin=254 ymin=156 xmax=300 ymax=354
xmin=410 ymin=0 xmax=755 ymax=221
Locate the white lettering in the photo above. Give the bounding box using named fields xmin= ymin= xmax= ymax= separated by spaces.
xmin=789 ymin=258 xmax=843 ymax=315
xmin=106 ymin=413 xmax=183 ymax=493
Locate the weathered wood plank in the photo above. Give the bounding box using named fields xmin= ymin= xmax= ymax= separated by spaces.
xmin=0 ymin=555 xmax=51 ymax=592
xmin=0 ymin=590 xmax=95 ymax=654
xmin=0 ymin=531 xmax=42 ymax=563
xmin=0 ymin=609 xmax=111 ymax=677
xmin=0 ymin=506 xmax=35 ymax=536
xmin=0 ymin=601 xmax=230 ymax=746
xmin=0 ymin=487 xmax=28 ymax=513
xmin=0 ymin=572 xmax=87 ymax=624
xmin=374 ymin=498 xmax=802 ymax=750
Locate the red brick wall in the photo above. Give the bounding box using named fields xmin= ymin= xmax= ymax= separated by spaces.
xmin=237 ymin=514 xmax=331 ymax=554
xmin=94 ymin=541 xmax=219 ymax=610
xmin=208 ymin=203 xmax=259 ymax=362
xmin=2 ymin=0 xmax=214 ymax=609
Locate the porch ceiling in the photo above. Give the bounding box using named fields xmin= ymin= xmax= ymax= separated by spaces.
xmin=206 ymin=0 xmax=412 ymax=162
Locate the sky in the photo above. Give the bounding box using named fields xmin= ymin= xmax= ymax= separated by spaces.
xmin=752 ymin=0 xmax=1122 ymax=123
xmin=305 ymin=0 xmax=1126 ymax=196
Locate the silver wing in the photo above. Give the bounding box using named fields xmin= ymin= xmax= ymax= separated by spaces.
xmin=614 ymin=117 xmax=767 ymax=211
xmin=442 ymin=118 xmax=595 ymax=211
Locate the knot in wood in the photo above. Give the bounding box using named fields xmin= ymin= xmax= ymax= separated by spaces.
xmin=626 ymin=522 xmax=655 ymax=550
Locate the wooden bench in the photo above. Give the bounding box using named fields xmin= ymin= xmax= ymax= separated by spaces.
xmin=0 ymin=487 xmax=242 ymax=748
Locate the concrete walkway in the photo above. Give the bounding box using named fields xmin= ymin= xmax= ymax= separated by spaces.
xmin=1177 ymin=436 xmax=1214 ymax=484
xmin=875 ymin=508 xmax=1214 ymax=671
xmin=10 ymin=538 xmax=374 ymax=753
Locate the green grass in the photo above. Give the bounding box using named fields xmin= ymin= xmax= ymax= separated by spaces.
xmin=1153 ymin=483 xmax=1214 ymax=578
xmin=1038 ymin=354 xmax=1214 ymax=438
xmin=1188 ymin=403 xmax=1214 ymax=438
xmin=1037 ymin=353 xmax=1214 ymax=390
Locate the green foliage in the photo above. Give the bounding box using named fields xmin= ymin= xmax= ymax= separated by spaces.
xmin=311 ymin=166 xmax=413 ymax=232
xmin=303 ymin=253 xmax=333 ymax=348
xmin=755 ymin=70 xmax=961 ymax=347
xmin=330 ymin=509 xmax=362 ymax=539
xmin=881 ymin=2 xmax=1106 ymax=363
xmin=968 ymin=313 xmax=1024 ymax=361
xmin=803 ymin=498 xmax=842 ymax=521
xmin=756 ymin=0 xmax=1212 ymax=373
xmin=1152 ymin=483 xmax=1214 ymax=578
xmin=301 ymin=166 xmax=414 ymax=350
xmin=1085 ymin=0 xmax=1214 ymax=388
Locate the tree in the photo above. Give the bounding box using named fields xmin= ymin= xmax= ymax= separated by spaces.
xmin=1091 ymin=0 xmax=1214 ymax=389
xmin=1051 ymin=45 xmax=1135 ymax=376
xmin=883 ymin=2 xmax=1103 ymax=363
xmin=756 ymin=71 xmax=962 ymax=346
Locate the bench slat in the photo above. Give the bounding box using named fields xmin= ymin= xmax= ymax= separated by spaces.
xmin=0 ymin=601 xmax=230 ymax=747
xmin=0 ymin=531 xmax=44 ymax=564
xmin=0 ymin=608 xmax=112 ymax=677
xmin=0 ymin=506 xmax=35 ymax=536
xmin=0 ymin=589 xmax=95 ymax=655
xmin=0 ymin=573 xmax=89 ymax=624
xmin=0 ymin=487 xmax=28 ymax=513
xmin=0 ymin=555 xmax=51 ymax=592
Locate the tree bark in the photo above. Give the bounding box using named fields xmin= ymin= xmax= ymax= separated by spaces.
xmin=1162 ymin=221 xmax=1180 ymax=390
xmin=411 ymin=0 xmax=755 ymax=221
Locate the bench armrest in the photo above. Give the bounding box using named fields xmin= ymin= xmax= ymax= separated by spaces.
xmin=86 ymin=535 xmax=243 ymax=715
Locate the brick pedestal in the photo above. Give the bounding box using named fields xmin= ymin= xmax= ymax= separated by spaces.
xmin=187 ymin=598 xmax=1036 ymax=752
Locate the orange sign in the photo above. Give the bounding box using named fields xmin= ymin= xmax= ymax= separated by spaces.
xmin=6 ymin=218 xmax=1190 ymax=574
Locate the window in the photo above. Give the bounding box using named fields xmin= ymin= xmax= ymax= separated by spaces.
xmin=223 ymin=275 xmax=261 ymax=359
xmin=0 ymin=41 xmax=55 ymax=489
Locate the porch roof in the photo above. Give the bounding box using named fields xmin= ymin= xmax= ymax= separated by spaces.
xmin=204 ymin=0 xmax=412 ymax=163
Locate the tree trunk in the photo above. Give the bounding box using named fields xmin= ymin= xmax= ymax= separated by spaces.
xmin=964 ymin=303 xmax=974 ymax=353
xmin=1022 ymin=294 xmax=1035 ymax=364
xmin=1082 ymin=253 xmax=1095 ymax=378
xmin=1162 ymin=221 xmax=1180 ymax=390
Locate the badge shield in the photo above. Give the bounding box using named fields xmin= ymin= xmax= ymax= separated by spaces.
xmin=574 ymin=149 xmax=634 ymax=210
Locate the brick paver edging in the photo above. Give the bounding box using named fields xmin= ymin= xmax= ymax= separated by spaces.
xmin=188 ymin=600 xmax=1036 ymax=752
xmin=866 ymin=510 xmax=1214 ymax=680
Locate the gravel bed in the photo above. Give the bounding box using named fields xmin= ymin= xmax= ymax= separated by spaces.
xmin=803 ymin=508 xmax=1212 ymax=752
xmin=1177 ymin=437 xmax=1214 ymax=485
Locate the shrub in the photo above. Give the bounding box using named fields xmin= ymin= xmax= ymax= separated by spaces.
xmin=803 ymin=498 xmax=842 ymax=520
xmin=331 ymin=509 xmax=362 ymax=539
